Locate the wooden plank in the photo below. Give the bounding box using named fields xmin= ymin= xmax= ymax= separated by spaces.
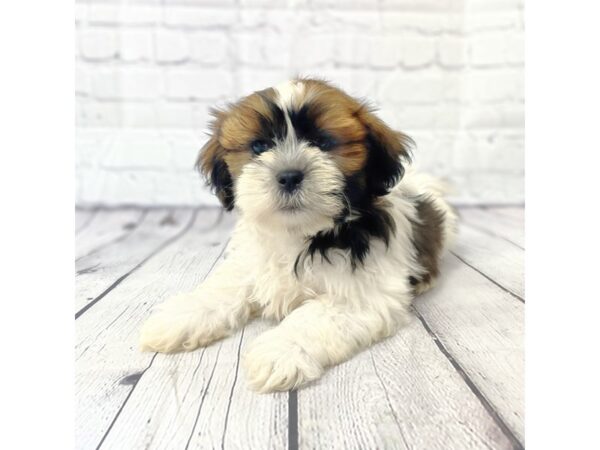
xmin=414 ymin=253 xmax=524 ymax=444
xmin=75 ymin=208 xmax=96 ymax=234
xmin=75 ymin=209 xmax=194 ymax=315
xmin=459 ymin=208 xmax=524 ymax=249
xmin=189 ymin=320 xmax=288 ymax=450
xmin=75 ymin=208 xmax=235 ymax=449
xmin=452 ymin=224 xmax=524 ymax=299
xmin=298 ymin=316 xmax=516 ymax=449
xmin=75 ymin=208 xmax=146 ymax=260
xmin=76 ymin=205 xmax=524 ymax=449
xmin=100 ymin=320 xmax=288 ymax=450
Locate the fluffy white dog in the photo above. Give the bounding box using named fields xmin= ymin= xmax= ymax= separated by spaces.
xmin=140 ymin=78 xmax=457 ymax=393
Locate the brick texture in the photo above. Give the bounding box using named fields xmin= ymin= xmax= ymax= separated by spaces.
xmin=75 ymin=0 xmax=524 ymax=206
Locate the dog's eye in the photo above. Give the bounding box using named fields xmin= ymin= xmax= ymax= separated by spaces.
xmin=250 ymin=140 xmax=270 ymax=155
xmin=313 ymin=135 xmax=336 ymax=151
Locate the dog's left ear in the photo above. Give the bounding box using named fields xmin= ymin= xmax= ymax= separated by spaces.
xmin=196 ymin=109 xmax=235 ymax=211
xmin=357 ymin=107 xmax=413 ymax=197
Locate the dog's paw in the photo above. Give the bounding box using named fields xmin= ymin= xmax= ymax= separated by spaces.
xmin=139 ymin=294 xmax=227 ymax=353
xmin=242 ymin=332 xmax=323 ymax=393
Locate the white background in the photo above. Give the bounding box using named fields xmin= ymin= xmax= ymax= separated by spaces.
xmin=75 ymin=0 xmax=524 ymax=207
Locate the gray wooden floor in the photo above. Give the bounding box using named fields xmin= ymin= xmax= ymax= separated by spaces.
xmin=75 ymin=206 xmax=524 ymax=450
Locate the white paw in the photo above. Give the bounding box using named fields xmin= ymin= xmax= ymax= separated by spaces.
xmin=139 ymin=294 xmax=228 ymax=353
xmin=242 ymin=332 xmax=323 ymax=393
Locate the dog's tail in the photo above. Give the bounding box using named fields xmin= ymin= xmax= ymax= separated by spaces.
xmin=403 ymin=167 xmax=459 ymax=252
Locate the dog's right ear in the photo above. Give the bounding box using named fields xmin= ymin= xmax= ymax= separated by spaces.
xmin=356 ymin=105 xmax=413 ymax=197
xmin=196 ymin=109 xmax=235 ymax=211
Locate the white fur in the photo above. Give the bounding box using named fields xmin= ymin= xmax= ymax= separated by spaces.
xmin=274 ymin=79 xmax=305 ymax=110
xmin=235 ymin=141 xmax=346 ymax=236
xmin=139 ymin=169 xmax=456 ymax=393
xmin=139 ymin=82 xmax=458 ymax=393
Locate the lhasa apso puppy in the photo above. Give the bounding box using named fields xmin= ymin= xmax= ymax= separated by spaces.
xmin=140 ymin=78 xmax=457 ymax=393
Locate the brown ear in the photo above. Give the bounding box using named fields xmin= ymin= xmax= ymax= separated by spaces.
xmin=196 ymin=109 xmax=235 ymax=211
xmin=357 ymin=106 xmax=413 ymax=196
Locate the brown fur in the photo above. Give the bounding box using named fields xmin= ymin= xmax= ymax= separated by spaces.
xmin=219 ymin=89 xmax=279 ymax=151
xmin=301 ymin=79 xmax=412 ymax=177
xmin=356 ymin=106 xmax=413 ymax=167
xmin=197 ymin=78 xmax=412 ymax=208
xmin=410 ymin=197 xmax=446 ymax=292
xmin=196 ymin=88 xmax=283 ymax=206
xmin=196 ymin=109 xmax=225 ymax=177
xmin=300 ymin=80 xmax=369 ymax=176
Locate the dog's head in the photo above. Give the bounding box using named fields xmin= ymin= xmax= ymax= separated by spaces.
xmin=197 ymin=78 xmax=412 ymax=234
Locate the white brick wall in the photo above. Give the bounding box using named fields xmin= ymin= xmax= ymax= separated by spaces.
xmin=75 ymin=0 xmax=524 ymax=206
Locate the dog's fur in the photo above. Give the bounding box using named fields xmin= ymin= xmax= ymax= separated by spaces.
xmin=139 ymin=78 xmax=458 ymax=393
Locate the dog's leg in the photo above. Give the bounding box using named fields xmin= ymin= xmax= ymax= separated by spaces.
xmin=139 ymin=255 xmax=255 ymax=353
xmin=242 ymin=296 xmax=410 ymax=393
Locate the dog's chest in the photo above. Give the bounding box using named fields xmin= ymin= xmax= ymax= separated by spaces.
xmin=246 ymin=238 xmax=329 ymax=320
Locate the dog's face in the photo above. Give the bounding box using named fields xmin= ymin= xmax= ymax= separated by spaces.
xmin=198 ymin=79 xmax=412 ymax=234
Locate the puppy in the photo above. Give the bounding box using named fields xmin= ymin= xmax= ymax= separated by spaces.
xmin=140 ymin=78 xmax=457 ymax=393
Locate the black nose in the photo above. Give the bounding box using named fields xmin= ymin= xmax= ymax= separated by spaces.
xmin=277 ymin=170 xmax=304 ymax=193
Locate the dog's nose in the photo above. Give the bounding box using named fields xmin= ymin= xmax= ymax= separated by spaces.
xmin=277 ymin=170 xmax=304 ymax=193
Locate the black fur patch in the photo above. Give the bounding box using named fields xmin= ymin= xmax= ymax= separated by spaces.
xmin=295 ymin=124 xmax=410 ymax=272
xmin=364 ymin=132 xmax=405 ymax=197
xmin=211 ymin=158 xmax=235 ymax=211
xmin=295 ymin=201 xmax=396 ymax=274
xmin=256 ymin=94 xmax=287 ymax=145
xmin=281 ymin=100 xmax=413 ymax=273
xmin=289 ymin=105 xmax=337 ymax=150
xmin=288 ymin=105 xmax=317 ymax=143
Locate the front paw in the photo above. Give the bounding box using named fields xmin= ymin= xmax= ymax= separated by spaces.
xmin=242 ymin=332 xmax=323 ymax=393
xmin=139 ymin=294 xmax=227 ymax=353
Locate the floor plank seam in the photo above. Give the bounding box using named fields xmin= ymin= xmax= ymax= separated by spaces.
xmin=206 ymin=237 xmax=231 ymax=276
xmin=220 ymin=327 xmax=246 ymax=450
xmin=181 ymin=349 xmax=208 ymax=405
xmin=461 ymin=222 xmax=524 ymax=250
xmin=76 ymin=206 xmax=523 ymax=448
xmin=75 ymin=209 xmax=149 ymax=262
xmin=369 ymin=351 xmax=410 ymax=449
xmin=450 ymin=251 xmax=525 ymax=304
xmin=412 ymin=309 xmax=524 ymax=450
xmin=185 ymin=342 xmax=224 ymax=450
xmin=75 ymin=209 xmax=199 ymax=320
xmin=288 ymin=390 xmax=298 ymax=450
xmin=182 ymin=232 xmax=231 ymax=448
xmin=95 ymin=353 xmax=158 ymax=450
xmin=76 ymin=306 xmax=131 ymax=362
